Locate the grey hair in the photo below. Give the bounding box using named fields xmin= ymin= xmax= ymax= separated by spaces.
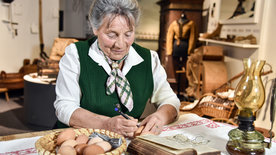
xmin=88 ymin=0 xmax=141 ymax=30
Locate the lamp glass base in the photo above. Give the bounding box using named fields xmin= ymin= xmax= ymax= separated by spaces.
xmin=226 ymin=128 xmax=265 ymax=155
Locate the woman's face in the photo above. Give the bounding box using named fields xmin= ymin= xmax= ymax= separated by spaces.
xmin=93 ymin=15 xmax=135 ymax=61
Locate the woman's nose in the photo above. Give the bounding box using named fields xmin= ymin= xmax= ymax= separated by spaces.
xmin=114 ymin=36 xmax=124 ymax=48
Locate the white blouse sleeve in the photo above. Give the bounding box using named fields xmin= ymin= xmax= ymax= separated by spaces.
xmin=150 ymin=50 xmax=180 ymax=113
xmin=54 ymin=43 xmax=82 ymax=125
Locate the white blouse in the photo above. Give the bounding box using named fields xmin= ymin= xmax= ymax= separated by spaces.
xmin=54 ymin=40 xmax=180 ymax=125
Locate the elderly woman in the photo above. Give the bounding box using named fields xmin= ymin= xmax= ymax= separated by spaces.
xmin=54 ymin=0 xmax=180 ymax=138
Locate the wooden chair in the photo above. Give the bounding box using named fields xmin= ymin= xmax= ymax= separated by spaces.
xmin=0 ymin=71 xmax=24 ymax=90
xmin=0 ymin=87 xmax=9 ymax=102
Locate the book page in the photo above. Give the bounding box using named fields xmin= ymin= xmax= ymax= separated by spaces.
xmin=137 ymin=134 xmax=220 ymax=155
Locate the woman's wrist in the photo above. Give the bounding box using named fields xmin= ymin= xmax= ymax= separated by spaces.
xmin=69 ymin=108 xmax=110 ymax=129
xmin=156 ymin=104 xmax=178 ymax=124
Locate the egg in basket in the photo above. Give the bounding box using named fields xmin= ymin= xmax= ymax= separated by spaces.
xmin=35 ymin=128 xmax=127 ymax=155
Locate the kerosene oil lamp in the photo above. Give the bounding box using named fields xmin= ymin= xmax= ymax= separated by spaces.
xmin=226 ymin=58 xmax=272 ymax=155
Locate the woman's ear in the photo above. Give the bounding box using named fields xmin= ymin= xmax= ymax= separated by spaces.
xmin=92 ymin=28 xmax=98 ymax=35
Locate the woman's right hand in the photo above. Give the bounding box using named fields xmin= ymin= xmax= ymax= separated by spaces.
xmin=104 ymin=115 xmax=138 ymax=138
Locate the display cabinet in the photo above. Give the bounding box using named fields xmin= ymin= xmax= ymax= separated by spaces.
xmin=157 ymin=0 xmax=204 ymax=63
xmin=157 ymin=0 xmax=204 ymax=93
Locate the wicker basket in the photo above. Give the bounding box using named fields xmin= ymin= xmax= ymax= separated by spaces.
xmin=35 ymin=128 xmax=127 ymax=155
xmin=199 ymin=101 xmax=236 ymax=119
xmin=198 ymin=93 xmax=237 ymax=119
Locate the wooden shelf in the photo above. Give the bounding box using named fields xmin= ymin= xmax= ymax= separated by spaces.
xmin=2 ymin=3 xmax=11 ymax=6
xmin=219 ymin=18 xmax=256 ymax=25
xmin=198 ymin=38 xmax=259 ymax=49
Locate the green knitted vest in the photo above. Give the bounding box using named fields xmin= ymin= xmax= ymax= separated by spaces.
xmin=57 ymin=37 xmax=153 ymax=128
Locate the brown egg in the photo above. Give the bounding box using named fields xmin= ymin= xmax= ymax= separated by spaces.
xmin=60 ymin=139 xmax=77 ymax=148
xmin=57 ymin=128 xmax=76 ymax=145
xmin=83 ymin=144 xmax=105 ymax=155
xmin=75 ymin=143 xmax=88 ymax=155
xmin=87 ymin=137 xmax=103 ymax=145
xmin=75 ymin=134 xmax=89 ymax=145
xmin=96 ymin=141 xmax=112 ymax=152
xmin=134 ymin=125 xmax=145 ymax=137
xmin=58 ymin=145 xmax=77 ymax=155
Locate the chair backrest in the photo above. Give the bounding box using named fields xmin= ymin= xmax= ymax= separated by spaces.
xmin=49 ymin=38 xmax=78 ymax=61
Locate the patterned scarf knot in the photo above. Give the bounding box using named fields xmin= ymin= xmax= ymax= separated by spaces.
xmin=98 ymin=44 xmax=133 ymax=112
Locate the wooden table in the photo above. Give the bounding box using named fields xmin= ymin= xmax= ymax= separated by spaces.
xmin=0 ymin=129 xmax=63 ymax=141
xmin=1 ymin=114 xmax=276 ymax=155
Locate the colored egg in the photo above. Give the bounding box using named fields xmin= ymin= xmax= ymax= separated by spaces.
xmin=75 ymin=134 xmax=89 ymax=145
xmin=74 ymin=143 xmax=88 ymax=155
xmin=87 ymin=137 xmax=103 ymax=145
xmin=58 ymin=145 xmax=77 ymax=155
xmin=57 ymin=128 xmax=76 ymax=145
xmin=83 ymin=144 xmax=105 ymax=155
xmin=96 ymin=141 xmax=112 ymax=152
xmin=60 ymin=139 xmax=77 ymax=148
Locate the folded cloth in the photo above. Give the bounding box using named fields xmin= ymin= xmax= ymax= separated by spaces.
xmin=180 ymin=100 xmax=199 ymax=110
xmin=0 ymin=136 xmax=41 ymax=155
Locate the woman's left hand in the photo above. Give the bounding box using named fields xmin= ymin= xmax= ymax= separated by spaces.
xmin=138 ymin=104 xmax=178 ymax=135
xmin=138 ymin=112 xmax=165 ymax=135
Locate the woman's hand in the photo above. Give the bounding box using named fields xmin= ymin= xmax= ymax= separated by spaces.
xmin=104 ymin=115 xmax=138 ymax=138
xmin=138 ymin=104 xmax=178 ymax=135
xmin=139 ymin=112 xmax=165 ymax=135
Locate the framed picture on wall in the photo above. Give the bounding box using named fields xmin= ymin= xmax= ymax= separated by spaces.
xmin=219 ymin=0 xmax=263 ymax=24
xmin=207 ymin=0 xmax=222 ymax=33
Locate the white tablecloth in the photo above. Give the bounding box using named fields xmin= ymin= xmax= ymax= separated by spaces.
xmin=160 ymin=114 xmax=276 ymax=154
xmin=0 ymin=136 xmax=41 ymax=155
xmin=0 ymin=114 xmax=276 ymax=154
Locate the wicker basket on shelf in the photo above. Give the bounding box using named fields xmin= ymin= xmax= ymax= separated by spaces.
xmin=199 ymin=99 xmax=236 ymax=119
xmin=198 ymin=89 xmax=238 ymax=119
xmin=35 ymin=128 xmax=127 ymax=155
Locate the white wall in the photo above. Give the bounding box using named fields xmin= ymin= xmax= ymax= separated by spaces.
xmin=0 ymin=0 xmax=59 ymax=73
xmin=59 ymin=0 xmax=93 ymax=39
xmin=134 ymin=0 xmax=160 ymax=51
xmin=255 ymin=0 xmax=276 ymax=135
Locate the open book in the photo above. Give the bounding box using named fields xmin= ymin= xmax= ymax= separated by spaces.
xmin=127 ymin=134 xmax=221 ymax=155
